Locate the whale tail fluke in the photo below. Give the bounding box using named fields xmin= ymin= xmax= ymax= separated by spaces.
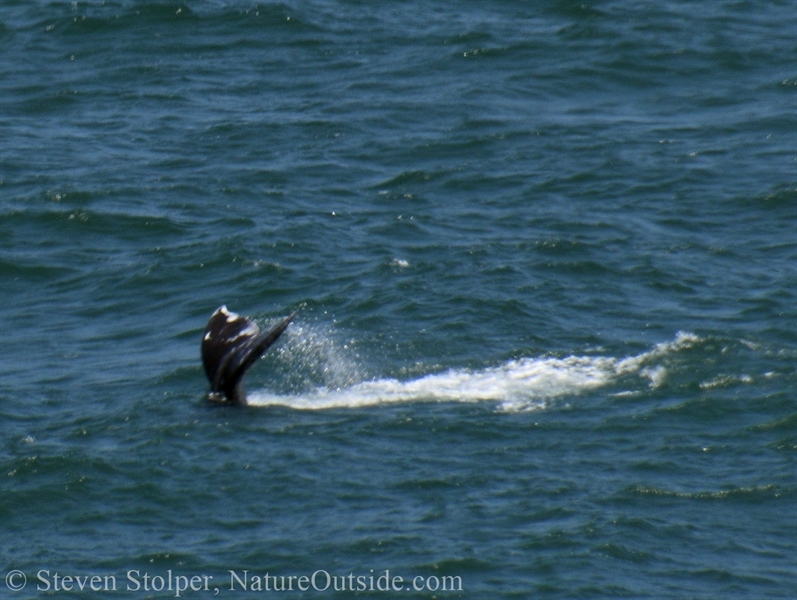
xmin=201 ymin=306 xmax=295 ymax=405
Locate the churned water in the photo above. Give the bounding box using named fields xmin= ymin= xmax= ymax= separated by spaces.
xmin=1 ymin=1 xmax=795 ymax=598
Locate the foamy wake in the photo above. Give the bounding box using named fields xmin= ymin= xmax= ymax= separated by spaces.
xmin=248 ymin=332 xmax=701 ymax=413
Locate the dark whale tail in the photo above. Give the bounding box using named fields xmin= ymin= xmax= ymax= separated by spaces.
xmin=201 ymin=306 xmax=295 ymax=405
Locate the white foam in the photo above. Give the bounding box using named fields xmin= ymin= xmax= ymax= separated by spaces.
xmin=248 ymin=331 xmax=702 ymax=413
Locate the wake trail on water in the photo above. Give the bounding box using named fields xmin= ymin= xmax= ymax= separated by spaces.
xmin=248 ymin=328 xmax=702 ymax=412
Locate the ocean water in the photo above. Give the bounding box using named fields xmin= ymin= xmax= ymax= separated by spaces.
xmin=1 ymin=0 xmax=795 ymax=598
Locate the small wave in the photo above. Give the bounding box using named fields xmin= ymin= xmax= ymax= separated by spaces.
xmin=629 ymin=483 xmax=782 ymax=502
xmin=248 ymin=331 xmax=701 ymax=412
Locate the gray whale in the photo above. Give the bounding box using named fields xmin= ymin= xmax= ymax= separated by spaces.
xmin=201 ymin=306 xmax=295 ymax=405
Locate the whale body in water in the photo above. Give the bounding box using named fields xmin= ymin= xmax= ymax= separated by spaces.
xmin=201 ymin=306 xmax=295 ymax=405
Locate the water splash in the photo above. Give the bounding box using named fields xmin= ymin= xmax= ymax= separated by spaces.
xmin=249 ymin=331 xmax=703 ymax=412
xmin=265 ymin=320 xmax=366 ymax=392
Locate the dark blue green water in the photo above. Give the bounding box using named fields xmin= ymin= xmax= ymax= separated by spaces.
xmin=1 ymin=1 xmax=795 ymax=598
